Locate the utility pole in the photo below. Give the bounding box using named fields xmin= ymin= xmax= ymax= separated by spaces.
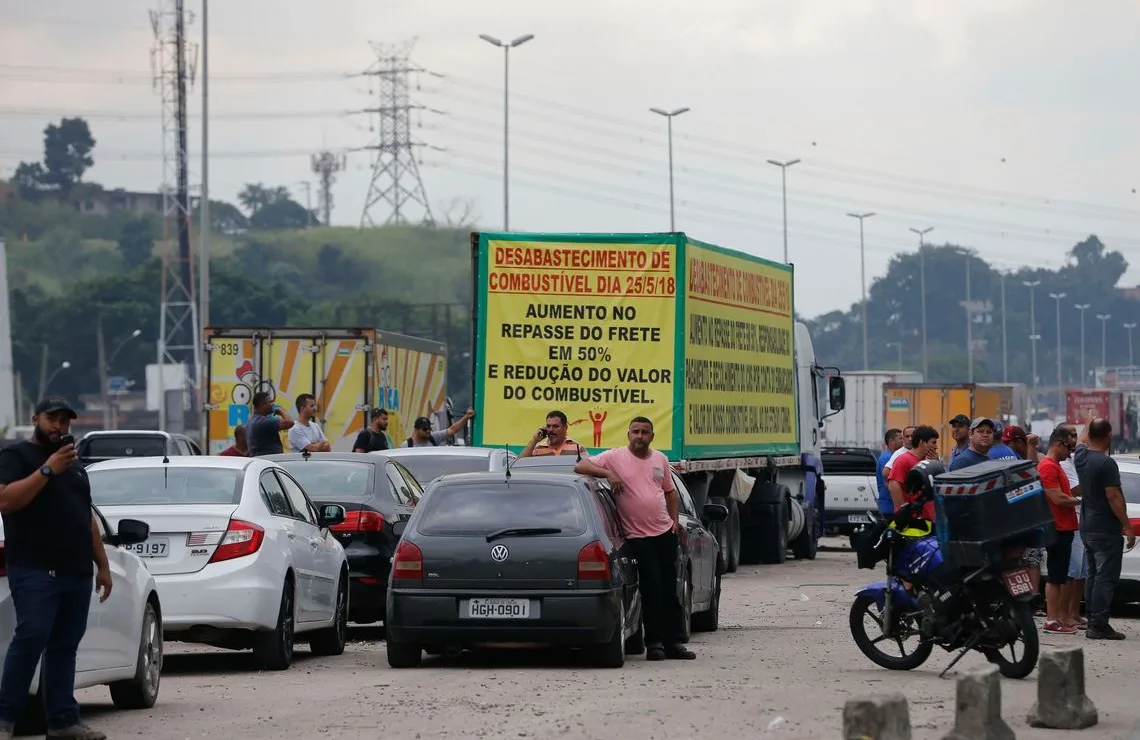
xmin=198 ymin=0 xmax=209 ymax=444
xmin=1125 ymin=322 xmax=1137 ymax=367
xmin=769 ymin=158 xmax=800 ymax=263
xmin=965 ymin=252 xmax=973 ymax=382
xmin=480 ymin=33 xmax=534 ymax=231
xmin=847 ymin=212 xmax=875 ymax=371
xmin=650 ymin=107 xmax=690 ymax=231
xmin=97 ymin=316 xmax=110 ymax=430
xmin=1049 ymin=292 xmax=1066 ymax=393
xmin=1096 ymin=313 xmax=1111 ymax=371
xmin=150 ymin=0 xmax=199 ymax=431
xmin=360 ymin=39 xmax=434 ymax=226
xmin=1075 ymin=303 xmax=1090 ymax=386
xmin=1024 ymin=280 xmax=1041 ymax=390
xmin=909 ymin=227 xmax=933 ymax=377
xmin=887 ymin=342 xmax=903 ymax=371
xmin=297 ymin=181 xmax=313 ymax=227
xmin=1000 ymin=272 xmax=1008 ymax=383
xmin=311 ymin=150 xmax=346 ymax=225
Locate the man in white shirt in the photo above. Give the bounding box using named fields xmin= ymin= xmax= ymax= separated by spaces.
xmin=882 ymin=425 xmax=916 ymax=479
xmin=288 ymin=393 xmax=331 ymax=453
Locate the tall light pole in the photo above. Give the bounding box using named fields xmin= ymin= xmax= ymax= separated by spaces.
xmin=41 ymin=361 xmax=71 ymax=397
xmin=1096 ymin=313 xmax=1112 ymax=370
xmin=650 ymin=107 xmax=690 ymax=231
xmin=1023 ymin=280 xmax=1041 ymax=392
xmin=1075 ymin=303 xmax=1090 ymax=386
xmin=768 ymin=158 xmax=800 ymax=263
xmin=1125 ymin=322 xmax=1137 ymax=367
xmin=479 ymin=32 xmax=535 ymax=231
xmin=964 ymin=252 xmax=974 ymax=382
xmin=1000 ymin=272 xmax=1009 ymax=383
xmin=198 ymin=0 xmax=210 ymax=444
xmin=1049 ymin=292 xmax=1066 ymax=392
xmin=886 ymin=342 xmax=903 ymax=371
xmin=847 ymin=212 xmax=875 ymax=370
xmin=910 ymin=227 xmax=933 ymax=377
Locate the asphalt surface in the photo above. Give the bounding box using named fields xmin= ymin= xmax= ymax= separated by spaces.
xmin=70 ymin=538 xmax=1140 ymax=739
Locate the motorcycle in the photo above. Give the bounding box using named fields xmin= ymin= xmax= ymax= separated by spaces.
xmin=849 ymin=502 xmax=1040 ymax=679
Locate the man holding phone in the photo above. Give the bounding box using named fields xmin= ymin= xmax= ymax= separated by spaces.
xmin=519 ymin=410 xmax=584 ymax=458
xmin=0 ymin=397 xmax=111 ymax=740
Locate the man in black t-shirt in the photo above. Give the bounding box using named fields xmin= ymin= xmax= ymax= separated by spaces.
xmin=1072 ymin=417 xmax=1135 ymax=640
xmin=0 ymin=397 xmax=111 ymax=740
xmin=352 ymin=407 xmax=392 ymax=453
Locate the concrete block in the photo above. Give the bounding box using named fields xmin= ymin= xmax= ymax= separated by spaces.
xmin=1027 ymin=646 xmax=1098 ymax=730
xmin=843 ymin=693 xmax=912 ymax=740
xmin=942 ymin=665 xmax=1015 ymax=740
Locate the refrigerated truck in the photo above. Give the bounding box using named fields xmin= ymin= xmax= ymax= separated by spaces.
xmin=468 ymin=231 xmax=846 ymax=567
xmin=882 ymin=382 xmax=1026 ymax=460
xmin=201 ymin=327 xmax=448 ymax=454
xmin=821 ymin=370 xmax=923 ymax=451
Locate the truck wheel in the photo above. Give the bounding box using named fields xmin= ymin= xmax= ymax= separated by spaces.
xmin=790 ymin=502 xmax=818 ymax=560
xmin=725 ymin=499 xmax=741 ymax=573
xmin=756 ymin=499 xmax=789 ymax=564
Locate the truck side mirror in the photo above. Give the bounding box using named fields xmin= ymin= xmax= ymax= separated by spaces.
xmin=828 ymin=376 xmax=846 ymax=412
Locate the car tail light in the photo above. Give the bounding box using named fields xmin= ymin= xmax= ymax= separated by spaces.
xmin=392 ymin=540 xmax=423 ymax=582
xmin=330 ymin=510 xmax=384 ymax=533
xmin=1131 ymin=519 xmax=1140 ymax=544
xmin=577 ymin=540 xmax=610 ymax=582
xmin=207 ymin=520 xmax=265 ymax=564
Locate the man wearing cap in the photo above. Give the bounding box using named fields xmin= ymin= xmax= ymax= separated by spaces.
xmin=0 ymin=398 xmax=111 ymax=740
xmin=353 ymin=408 xmax=392 ymax=453
xmin=947 ymin=414 xmax=971 ymax=466
xmin=402 ymin=408 xmax=474 ymax=448
xmin=947 ymin=417 xmax=997 ymax=471
xmin=993 ymin=424 xmax=1038 ymax=462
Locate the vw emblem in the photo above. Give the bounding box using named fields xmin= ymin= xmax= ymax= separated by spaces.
xmin=490 ymin=544 xmax=509 ymax=563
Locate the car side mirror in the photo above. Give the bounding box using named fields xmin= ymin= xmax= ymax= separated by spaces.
xmin=319 ymin=504 xmax=346 ymax=528
xmin=828 ymin=375 xmax=846 ymax=412
xmin=702 ymin=503 xmax=729 ymax=523
xmin=115 ymin=518 xmax=150 ymax=546
xmin=392 ymin=520 xmax=407 ymax=538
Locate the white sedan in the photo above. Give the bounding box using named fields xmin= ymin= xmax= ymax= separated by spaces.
xmin=1109 ymin=456 xmax=1140 ymax=603
xmin=0 ymin=507 xmax=162 ymax=731
xmin=86 ymin=456 xmax=350 ymax=671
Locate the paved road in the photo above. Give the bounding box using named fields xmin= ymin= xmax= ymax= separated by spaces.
xmin=73 ymin=539 xmax=1139 ymax=739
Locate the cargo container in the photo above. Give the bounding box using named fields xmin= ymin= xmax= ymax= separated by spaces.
xmin=822 ymin=370 xmax=923 ymax=451
xmin=882 ymin=383 xmax=1011 ymax=460
xmin=201 ymin=327 xmax=447 ymax=454
xmin=977 ymin=382 xmax=1030 ymax=428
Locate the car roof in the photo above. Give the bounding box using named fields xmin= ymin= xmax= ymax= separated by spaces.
xmin=85 ymin=455 xmax=261 ymax=472
xmin=82 ymin=430 xmax=176 ymax=439
xmin=430 ymin=469 xmax=585 ymax=486
xmin=265 ymin=452 xmax=393 ymax=466
xmin=378 ymin=447 xmax=498 ymax=458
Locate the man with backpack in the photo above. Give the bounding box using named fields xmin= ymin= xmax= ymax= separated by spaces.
xmin=353 ymin=408 xmax=392 ymax=452
xmin=401 ymin=408 xmax=474 ymax=448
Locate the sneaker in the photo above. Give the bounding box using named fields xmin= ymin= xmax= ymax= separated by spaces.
xmin=1043 ymin=620 xmax=1079 ymax=634
xmin=46 ymin=723 xmax=107 ymax=740
xmin=646 ymin=644 xmax=666 ymax=661
xmin=1086 ymin=625 xmax=1126 ymax=640
xmin=663 ymin=644 xmax=696 ymax=660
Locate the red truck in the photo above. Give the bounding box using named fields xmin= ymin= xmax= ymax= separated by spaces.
xmin=1065 ymin=389 xmax=1125 ymax=441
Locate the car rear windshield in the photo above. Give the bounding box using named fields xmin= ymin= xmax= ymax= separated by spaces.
xmin=89 ymin=468 xmax=242 ymax=506
xmin=276 ymin=460 xmax=374 ymax=499
xmin=823 ymin=450 xmax=878 ymax=475
xmin=397 ymin=455 xmax=493 ymax=485
xmin=417 ymin=482 xmax=587 ymax=536
xmin=81 ymin=436 xmax=166 ymax=458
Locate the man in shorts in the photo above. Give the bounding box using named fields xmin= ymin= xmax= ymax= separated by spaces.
xmin=1057 ymin=424 xmax=1087 ymax=628
xmin=1039 ymin=428 xmax=1081 ymax=633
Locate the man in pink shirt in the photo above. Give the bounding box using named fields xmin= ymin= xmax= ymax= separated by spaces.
xmin=575 ymin=416 xmax=694 ymax=661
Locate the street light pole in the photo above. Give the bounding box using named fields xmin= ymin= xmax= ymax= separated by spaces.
xmin=768 ymin=159 xmax=800 ymax=263
xmin=1023 ymin=280 xmax=1041 ymax=391
xmin=909 ymin=227 xmax=933 ymax=377
xmin=1096 ymin=313 xmax=1111 ymax=370
xmin=650 ymin=107 xmax=690 ymax=231
xmin=887 ymin=342 xmax=902 ymax=371
xmin=1000 ymin=272 xmax=1008 ymax=383
xmin=479 ymin=33 xmax=535 ymax=231
xmin=41 ymin=361 xmax=71 ymax=397
xmin=1049 ymin=292 xmax=1066 ymax=391
xmin=1074 ymin=303 xmax=1090 ymax=386
xmin=1125 ymin=322 xmax=1137 ymax=367
xmin=847 ymin=212 xmax=875 ymax=371
xmin=965 ymin=252 xmax=974 ymax=382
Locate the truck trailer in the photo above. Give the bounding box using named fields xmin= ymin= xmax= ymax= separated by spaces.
xmin=467 ymin=232 xmax=845 ymax=568
xmin=201 ymin=327 xmax=448 ymax=453
xmin=882 ymin=382 xmax=1025 ymax=460
xmin=822 ymin=370 xmax=923 ymax=451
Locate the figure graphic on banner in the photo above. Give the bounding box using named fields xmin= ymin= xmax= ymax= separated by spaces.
xmin=588 ymin=409 xmax=608 ymax=447
xmin=378 ymin=347 xmax=397 ymax=410
xmin=227 ymin=360 xmax=276 ymax=429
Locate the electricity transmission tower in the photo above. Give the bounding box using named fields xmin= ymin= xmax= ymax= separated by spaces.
xmin=311 ymin=150 xmax=346 ymax=225
xmin=149 ymin=0 xmax=199 ymax=431
xmin=359 ymin=39 xmax=434 ymax=227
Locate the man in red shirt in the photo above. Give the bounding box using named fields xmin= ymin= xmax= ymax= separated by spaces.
xmin=218 ymin=424 xmax=248 ymax=457
xmin=1039 ymin=427 xmax=1081 ymax=633
xmin=887 ymin=425 xmax=940 ymax=519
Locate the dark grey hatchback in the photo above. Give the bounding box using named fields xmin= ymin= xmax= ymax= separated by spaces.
xmin=385 ymin=470 xmax=644 ymax=668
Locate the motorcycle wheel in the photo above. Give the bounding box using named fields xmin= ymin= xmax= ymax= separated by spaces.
xmin=981 ymin=599 xmax=1039 ymax=679
xmin=848 ymin=593 xmax=933 ymax=671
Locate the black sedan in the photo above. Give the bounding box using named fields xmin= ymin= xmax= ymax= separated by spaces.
xmin=385 ymin=470 xmax=645 ymax=668
xmin=266 ymin=452 xmax=423 ymax=625
xmin=512 ymin=454 xmax=726 ymax=640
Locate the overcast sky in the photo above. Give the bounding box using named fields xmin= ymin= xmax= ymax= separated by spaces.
xmin=3 ymin=0 xmax=1140 ymax=319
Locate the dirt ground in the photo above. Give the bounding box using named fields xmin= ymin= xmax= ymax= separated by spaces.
xmin=72 ymin=538 xmax=1140 ymax=739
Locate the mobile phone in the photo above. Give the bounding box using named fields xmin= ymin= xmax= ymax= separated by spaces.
xmin=537 ymin=428 xmax=548 ymax=439
xmin=59 ymin=434 xmax=75 ymax=447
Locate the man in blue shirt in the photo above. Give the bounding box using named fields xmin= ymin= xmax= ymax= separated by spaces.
xmin=876 ymin=428 xmax=904 ymax=514
xmin=947 ymin=414 xmax=970 ymax=466
xmin=947 ymin=417 xmax=997 ymax=471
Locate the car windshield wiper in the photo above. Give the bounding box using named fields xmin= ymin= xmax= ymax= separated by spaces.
xmin=485 ymin=527 xmax=562 ymax=543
